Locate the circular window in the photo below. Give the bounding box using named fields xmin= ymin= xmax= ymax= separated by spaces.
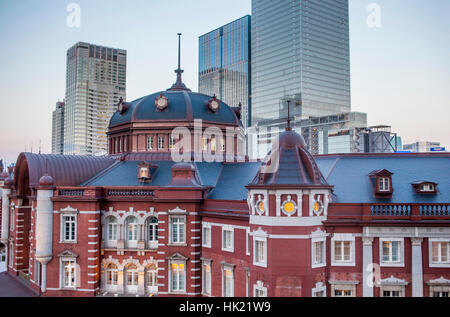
xmin=281 ymin=197 xmax=297 ymax=216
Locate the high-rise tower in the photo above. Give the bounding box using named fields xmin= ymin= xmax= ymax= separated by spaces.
xmin=51 ymin=101 xmax=65 ymax=155
xmin=251 ymin=0 xmax=351 ymax=134
xmin=199 ymin=15 xmax=251 ymax=130
xmin=64 ymin=42 xmax=126 ymax=155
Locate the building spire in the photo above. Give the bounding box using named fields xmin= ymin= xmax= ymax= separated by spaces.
xmin=167 ymin=33 xmax=191 ymax=92
xmin=286 ymin=100 xmax=292 ymax=131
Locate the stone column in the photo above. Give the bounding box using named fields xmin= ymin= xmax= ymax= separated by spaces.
xmin=362 ymin=237 xmax=374 ymax=297
xmin=411 ymin=237 xmax=424 ymax=297
xmin=35 ymin=177 xmax=54 ymax=293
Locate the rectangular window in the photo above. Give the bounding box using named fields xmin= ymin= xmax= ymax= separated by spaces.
xmin=379 ymin=177 xmax=390 ymax=191
xmin=382 ymin=241 xmax=400 ymax=263
xmin=158 ymin=136 xmax=165 ymax=150
xmin=432 ymin=242 xmax=450 ymax=263
xmin=222 ymin=228 xmax=234 ymax=252
xmin=220 ymin=137 xmax=225 ymax=152
xmin=313 ymin=290 xmax=325 ymax=297
xmin=107 ymin=270 xmax=118 ymax=286
xmin=334 ymin=241 xmax=352 ymax=263
xmin=63 ymin=215 xmax=77 ymax=242
xmin=334 ymin=289 xmax=352 ymax=297
xmin=202 ymin=263 xmax=211 ymax=295
xmin=63 ymin=260 xmax=76 ymax=288
xmin=108 ymin=222 xmax=117 ymax=241
xmin=171 ymin=216 xmax=185 ymax=244
xmin=254 ymin=240 xmax=266 ymax=265
xmin=203 ymin=226 xmax=211 ymax=248
xmin=433 ymin=291 xmax=449 ymax=297
xmin=171 ymin=262 xmax=186 ymax=292
xmin=313 ymin=241 xmax=325 ymax=266
xmin=127 ymin=271 xmax=138 ymax=286
xmin=223 ymin=269 xmax=234 ymax=297
xmin=147 ymin=136 xmax=153 ymax=150
xmin=169 ymin=136 xmax=176 ymax=150
xmin=383 ymin=290 xmax=400 ymax=297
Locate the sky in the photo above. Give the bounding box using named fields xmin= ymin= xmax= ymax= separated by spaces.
xmin=0 ymin=0 xmax=449 ymax=165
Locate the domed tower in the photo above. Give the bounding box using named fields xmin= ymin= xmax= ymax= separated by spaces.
xmin=107 ymin=34 xmax=245 ymax=162
xmin=246 ymin=101 xmax=333 ymax=297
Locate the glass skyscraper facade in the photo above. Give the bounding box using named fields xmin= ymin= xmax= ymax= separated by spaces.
xmin=64 ymin=42 xmax=126 ymax=156
xmin=199 ymin=15 xmax=251 ymax=130
xmin=251 ymin=0 xmax=351 ymax=127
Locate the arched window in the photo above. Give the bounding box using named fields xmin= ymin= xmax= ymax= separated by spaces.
xmin=148 ymin=217 xmax=158 ymax=242
xmin=105 ymin=263 xmax=118 ymax=288
xmin=146 ymin=264 xmax=158 ymax=294
xmin=147 ymin=217 xmax=158 ymax=249
xmin=125 ymin=264 xmax=138 ymax=294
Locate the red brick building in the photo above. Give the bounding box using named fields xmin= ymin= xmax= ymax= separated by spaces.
xmin=1 ymin=69 xmax=449 ymax=298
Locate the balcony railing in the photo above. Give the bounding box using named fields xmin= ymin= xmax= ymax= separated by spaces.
xmin=371 ymin=204 xmax=411 ymax=216
xmin=107 ymin=190 xmax=154 ymax=197
xmin=58 ymin=189 xmax=85 ymax=197
xmin=420 ymin=204 xmax=450 ymax=216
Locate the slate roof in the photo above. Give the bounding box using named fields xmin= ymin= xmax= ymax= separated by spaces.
xmin=315 ymin=154 xmax=450 ymax=204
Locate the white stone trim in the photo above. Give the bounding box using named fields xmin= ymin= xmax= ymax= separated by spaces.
xmin=250 ymin=215 xmax=326 ymax=227
xmin=428 ymin=239 xmax=450 ymax=268
xmin=312 ymin=282 xmax=327 ymax=297
xmin=331 ymin=234 xmax=356 ymax=267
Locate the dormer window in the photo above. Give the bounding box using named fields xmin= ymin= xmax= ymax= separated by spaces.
xmin=138 ymin=161 xmax=151 ymax=182
xmin=412 ymin=181 xmax=438 ymax=195
xmin=369 ymin=169 xmax=394 ymax=198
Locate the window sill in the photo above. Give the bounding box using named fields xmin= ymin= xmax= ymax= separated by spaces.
xmin=331 ymin=262 xmax=355 ymax=267
xmin=168 ymin=243 xmax=187 ymax=247
xmin=60 ymin=241 xmax=78 ymax=244
xmin=253 ymin=262 xmax=267 ymax=268
xmin=429 ymin=262 xmax=450 ymax=268
xmin=380 ymin=262 xmax=404 ymax=267
xmin=222 ymin=248 xmax=234 ymax=253
xmin=312 ymin=263 xmax=326 ymax=269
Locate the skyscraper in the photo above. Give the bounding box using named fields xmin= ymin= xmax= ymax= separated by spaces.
xmin=199 ymin=15 xmax=251 ymax=130
xmin=64 ymin=42 xmax=126 ymax=156
xmin=251 ymin=0 xmax=351 ymax=127
xmin=51 ymin=101 xmax=65 ymax=155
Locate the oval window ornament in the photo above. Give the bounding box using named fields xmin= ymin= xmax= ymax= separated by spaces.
xmin=255 ymin=195 xmax=265 ymax=215
xmin=155 ymin=94 xmax=169 ymax=111
xmin=313 ymin=199 xmax=324 ymax=216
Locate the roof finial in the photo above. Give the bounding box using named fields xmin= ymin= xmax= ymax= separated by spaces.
xmin=286 ymin=99 xmax=292 ymax=131
xmin=167 ymin=33 xmax=191 ymax=92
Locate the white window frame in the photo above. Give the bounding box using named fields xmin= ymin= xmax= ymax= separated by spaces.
xmin=202 ymin=223 xmax=211 ymax=248
xmin=222 ymin=264 xmax=235 ymax=297
xmin=147 ymin=136 xmax=154 ymax=150
xmin=169 ymin=260 xmax=186 ymax=293
xmin=169 ymin=215 xmax=186 ymax=245
xmin=8 ymin=242 xmax=13 ymax=268
xmin=312 ymin=237 xmax=326 ymax=268
xmin=158 ymin=136 xmax=165 ymax=150
xmin=169 ymin=136 xmax=176 ymax=150
xmin=60 ymin=257 xmax=77 ymax=289
xmin=125 ymin=217 xmax=138 ymax=248
xmin=312 ymin=282 xmax=327 ymax=297
xmin=253 ymin=236 xmax=267 ymax=268
xmin=381 ymin=286 xmax=404 ymax=297
xmin=331 ymin=234 xmax=355 ymax=267
xmin=254 ymin=281 xmax=267 ymax=297
xmin=246 ymin=228 xmax=251 ymax=256
xmin=105 ymin=217 xmax=118 ymax=248
xmin=429 ymin=239 xmax=450 ymax=268
xmin=330 ymin=282 xmax=357 ymax=297
xmin=222 ymin=226 xmax=234 ymax=253
xmin=430 ymin=286 xmax=450 ymax=297
xmin=202 ymin=260 xmax=212 ymax=296
xmin=60 ymin=209 xmax=78 ymax=243
xmin=379 ymin=238 xmax=404 ymax=267
xmin=378 ymin=177 xmax=390 ymax=192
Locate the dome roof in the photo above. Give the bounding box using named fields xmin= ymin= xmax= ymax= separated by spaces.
xmin=109 ymin=90 xmax=243 ymax=128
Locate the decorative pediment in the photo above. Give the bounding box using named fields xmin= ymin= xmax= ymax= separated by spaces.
xmin=252 ymin=227 xmax=268 ymax=238
xmin=167 ymin=252 xmax=189 ymax=261
xmin=58 ymin=250 xmax=79 ymax=258
xmin=168 ymin=206 xmax=188 ymax=215
xmin=376 ymin=276 xmax=408 ymax=286
xmin=427 ymin=276 xmax=450 ymax=286
xmin=310 ymin=227 xmax=327 ymax=238
xmin=60 ymin=206 xmax=79 ymax=214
